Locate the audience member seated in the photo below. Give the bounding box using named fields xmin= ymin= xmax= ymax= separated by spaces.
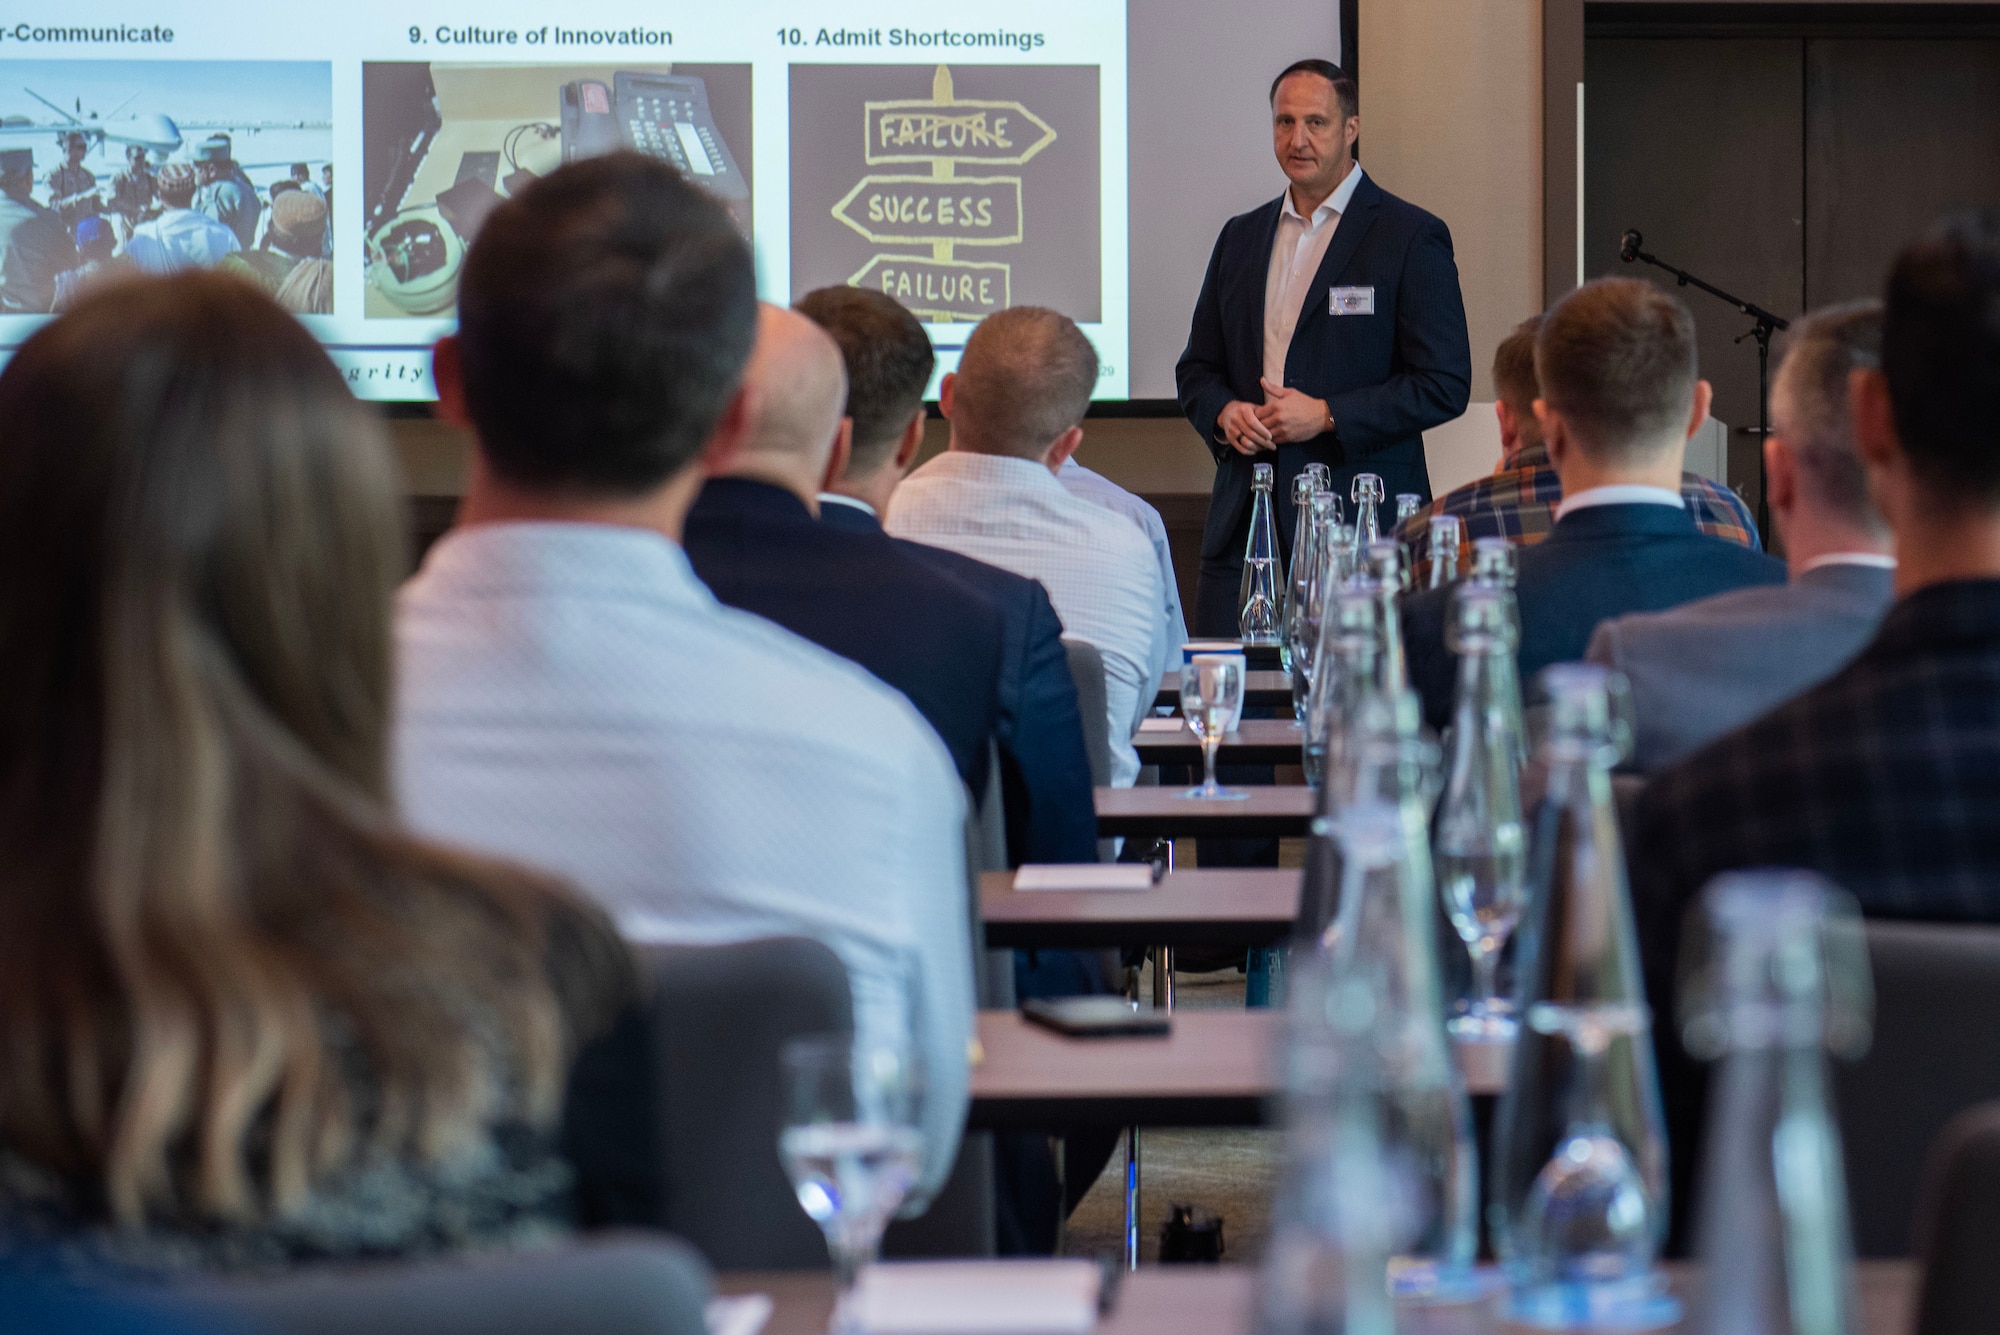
xmin=887 ymin=307 xmax=1169 ymax=786
xmin=0 ymin=274 xmax=634 ymax=1274
xmin=394 ymin=154 xmax=974 ymax=1207
xmin=682 ymin=303 xmax=1006 ymax=796
xmin=1631 ymin=212 xmax=2000 ymax=1244
xmin=1587 ymin=301 xmax=1893 ymax=773
xmin=800 ymin=285 xmax=1099 ymax=867
xmin=1394 ymin=314 xmax=1761 ymax=576
xmin=1058 ymin=457 xmax=1190 ymax=668
xmin=1401 ymin=278 xmax=1784 ymax=729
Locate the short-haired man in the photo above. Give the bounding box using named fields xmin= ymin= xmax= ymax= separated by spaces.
xmin=125 ymin=163 xmax=239 ymax=275
xmin=1394 ymin=315 xmax=1760 ymax=576
xmin=1587 ymin=302 xmax=1892 ymax=773
xmin=681 ymin=303 xmax=1006 ymax=795
xmin=395 ymin=154 xmax=973 ymax=1207
xmin=889 ymin=306 xmax=1168 ymax=787
xmin=802 ymin=285 xmax=1099 ymax=867
xmin=1057 ymin=459 xmax=1189 ymax=666
xmin=1400 ymin=277 xmax=1784 ymax=729
xmin=1632 ymin=213 xmax=2000 ymax=1249
xmin=1177 ymin=58 xmax=1471 ymax=637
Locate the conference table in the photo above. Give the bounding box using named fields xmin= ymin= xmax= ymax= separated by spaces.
xmin=1132 ymin=717 xmax=1305 ymax=767
xmin=979 ymin=868 xmax=1300 ymax=949
xmin=1093 ymin=785 xmax=1317 ymax=839
xmin=718 ymin=1261 xmax=1921 ymax=1335
xmin=1154 ymin=668 xmax=1293 ymax=711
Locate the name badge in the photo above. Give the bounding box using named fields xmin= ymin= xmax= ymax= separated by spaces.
xmin=1330 ymin=286 xmax=1376 ymax=315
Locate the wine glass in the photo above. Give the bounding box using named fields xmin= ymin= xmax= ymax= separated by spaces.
xmin=1180 ymin=652 xmax=1246 ymax=800
xmin=778 ymin=1033 xmax=925 ymax=1335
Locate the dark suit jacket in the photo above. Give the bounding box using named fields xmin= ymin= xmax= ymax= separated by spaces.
xmin=683 ymin=479 xmax=1004 ymax=795
xmin=1175 ymin=171 xmax=1473 ymax=562
xmin=1629 ymin=578 xmax=2000 ymax=1250
xmin=820 ymin=497 xmax=1099 ymax=865
xmin=1401 ymin=503 xmax=1786 ymax=731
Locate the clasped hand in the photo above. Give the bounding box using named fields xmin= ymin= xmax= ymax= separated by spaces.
xmin=1219 ymin=380 xmax=1331 ymax=455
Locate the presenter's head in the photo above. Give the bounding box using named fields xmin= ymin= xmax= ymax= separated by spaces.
xmin=942 ymin=306 xmax=1097 ymax=475
xmin=1533 ymin=277 xmax=1712 ymax=497
xmin=434 ymin=151 xmax=758 ymax=539
xmin=1270 ymin=59 xmax=1359 ymax=209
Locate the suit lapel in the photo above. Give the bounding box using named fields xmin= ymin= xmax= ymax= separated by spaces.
xmin=1242 ymin=197 xmax=1284 ymax=368
xmin=1295 ymin=174 xmax=1383 ymax=337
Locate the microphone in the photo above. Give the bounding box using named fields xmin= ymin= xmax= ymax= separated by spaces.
xmin=1619 ymin=230 xmax=1643 ymax=263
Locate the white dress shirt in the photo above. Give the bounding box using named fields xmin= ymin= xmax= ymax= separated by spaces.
xmin=1264 ymin=164 xmax=1365 ymax=388
xmin=1554 ymin=483 xmax=1688 ymax=521
xmin=1058 ymin=459 xmax=1189 ymax=671
xmin=394 ymin=523 xmax=972 ymax=1203
xmin=125 ymin=207 xmax=241 ymax=274
xmin=887 ymin=452 xmax=1168 ymax=786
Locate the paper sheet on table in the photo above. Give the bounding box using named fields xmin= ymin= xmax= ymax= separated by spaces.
xmin=1012 ymin=864 xmax=1154 ymax=892
xmin=854 ymin=1260 xmax=1101 ymax=1335
xmin=1136 ymin=717 xmax=1185 ymax=733
xmin=707 ymin=1293 xmax=773 ymax=1335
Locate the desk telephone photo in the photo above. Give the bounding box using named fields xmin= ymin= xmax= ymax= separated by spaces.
xmin=560 ymin=72 xmax=748 ymax=200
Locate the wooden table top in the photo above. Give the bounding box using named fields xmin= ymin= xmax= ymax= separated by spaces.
xmin=718 ymin=1261 xmax=1919 ymax=1335
xmin=1155 ymin=668 xmax=1294 ymax=710
xmin=1094 ymin=785 xmax=1318 ymax=838
xmin=968 ymin=1008 xmax=1277 ymax=1129
xmin=1132 ymin=718 xmax=1305 ymax=767
xmin=980 ymin=869 xmax=1301 ymax=949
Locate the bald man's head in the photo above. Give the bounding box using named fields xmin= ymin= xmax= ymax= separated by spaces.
xmin=729 ymin=304 xmax=848 ymax=498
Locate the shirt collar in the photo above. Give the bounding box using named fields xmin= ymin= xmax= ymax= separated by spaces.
xmin=922 ymin=449 xmax=1069 ymax=494
xmin=1800 ymin=552 xmax=1897 ymax=573
xmin=410 ymin=521 xmax=710 ymax=609
xmin=1555 ymin=484 xmax=1687 ymax=521
xmin=1281 ymin=163 xmax=1364 ymax=226
xmin=817 ymin=493 xmax=878 ymax=518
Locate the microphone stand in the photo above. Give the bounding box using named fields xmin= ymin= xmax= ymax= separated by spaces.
xmin=1619 ymin=231 xmax=1789 ymax=544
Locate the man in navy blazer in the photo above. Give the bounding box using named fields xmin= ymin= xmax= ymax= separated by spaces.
xmin=683 ymin=303 xmax=1006 ymax=796
xmin=797 ymin=286 xmax=1100 ymax=869
xmin=1177 ymin=59 xmax=1472 ymax=636
xmin=1402 ymin=277 xmax=1784 ymax=730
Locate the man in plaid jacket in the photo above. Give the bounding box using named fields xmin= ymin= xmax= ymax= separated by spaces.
xmin=1632 ymin=210 xmax=2000 ymax=1250
xmin=1395 ymin=316 xmax=1760 ymax=577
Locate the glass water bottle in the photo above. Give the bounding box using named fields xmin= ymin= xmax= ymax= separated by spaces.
xmin=1283 ymin=475 xmax=1322 ymax=674
xmin=1287 ymin=493 xmax=1339 ymax=722
xmin=1362 ymin=541 xmax=1409 ymax=693
xmin=1681 ymin=872 xmax=1872 ymax=1335
xmin=1352 ymin=472 xmax=1384 ymax=551
xmin=1492 ymin=664 xmax=1674 ymax=1329
xmin=1395 ymin=493 xmax=1424 ymax=528
xmin=1303 ymin=587 xmax=1379 ymax=796
xmin=1427 ymin=515 xmax=1463 ymax=589
xmin=1241 ymin=461 xmax=1283 ymax=645
xmin=1319 ymin=691 xmax=1478 ymax=1283
xmin=1435 ymin=586 xmax=1528 ymax=1045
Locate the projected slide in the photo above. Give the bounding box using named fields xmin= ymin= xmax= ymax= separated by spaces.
xmin=0 ymin=0 xmax=1127 ymax=400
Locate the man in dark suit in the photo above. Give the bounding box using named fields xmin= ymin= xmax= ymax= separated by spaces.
xmin=683 ymin=302 xmax=1005 ymax=796
xmin=1400 ymin=277 xmax=1784 ymax=730
xmin=1176 ymin=58 xmax=1472 ymax=638
xmin=797 ymin=284 xmax=1100 ymax=869
xmin=1586 ymin=301 xmax=1893 ymax=774
xmin=1630 ymin=211 xmax=2000 ymax=1249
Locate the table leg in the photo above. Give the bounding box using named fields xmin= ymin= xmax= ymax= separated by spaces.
xmin=1123 ymin=1125 xmax=1141 ymax=1270
xmin=1152 ymin=946 xmax=1174 ymax=1011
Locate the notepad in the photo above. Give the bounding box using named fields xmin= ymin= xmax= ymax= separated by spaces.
xmin=1137 ymin=717 xmax=1186 ymax=733
xmin=853 ymin=1260 xmax=1102 ymax=1335
xmin=1012 ymin=863 xmax=1155 ymax=892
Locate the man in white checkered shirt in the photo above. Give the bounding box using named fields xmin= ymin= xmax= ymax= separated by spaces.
xmin=888 ymin=308 xmax=1170 ymax=788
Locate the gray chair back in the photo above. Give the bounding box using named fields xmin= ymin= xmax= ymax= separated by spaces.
xmin=1834 ymin=920 xmax=2000 ymax=1256
xmin=188 ymin=1236 xmax=709 ymax=1335
xmin=633 ymin=938 xmax=852 ymax=1269
xmin=1914 ymin=1103 xmax=2000 ymax=1335
xmin=1062 ymin=638 xmax=1113 ymax=788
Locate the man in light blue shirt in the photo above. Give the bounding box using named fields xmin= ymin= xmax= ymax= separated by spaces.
xmin=393 ymin=154 xmax=974 ymax=1207
xmin=1058 ymin=458 xmax=1189 ymax=676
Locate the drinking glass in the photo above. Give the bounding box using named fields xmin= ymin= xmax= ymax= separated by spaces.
xmin=1180 ymin=652 xmax=1246 ymax=800
xmin=778 ymin=1033 xmax=925 ymax=1335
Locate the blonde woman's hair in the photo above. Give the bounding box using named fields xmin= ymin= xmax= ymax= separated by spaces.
xmin=0 ymin=274 xmax=630 ymax=1227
